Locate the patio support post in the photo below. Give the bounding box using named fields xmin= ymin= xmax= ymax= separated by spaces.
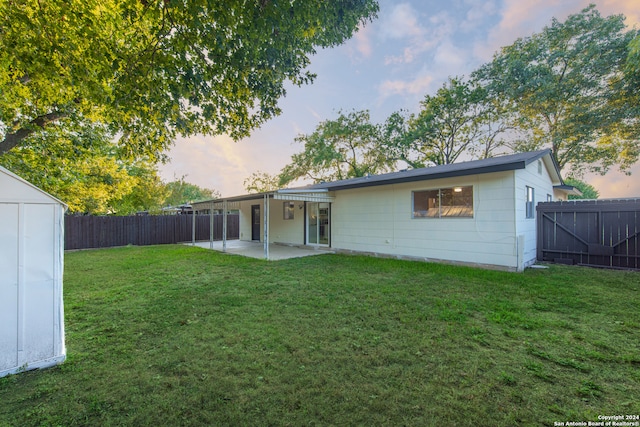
xmin=264 ymin=194 xmax=270 ymax=260
xmin=223 ymin=200 xmax=228 ymax=252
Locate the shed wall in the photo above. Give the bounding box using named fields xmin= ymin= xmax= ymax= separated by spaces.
xmin=0 ymin=168 xmax=66 ymax=377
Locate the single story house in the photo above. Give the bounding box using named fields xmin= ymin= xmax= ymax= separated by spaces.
xmin=0 ymin=166 xmax=66 ymax=377
xmin=193 ymin=149 xmax=577 ymax=271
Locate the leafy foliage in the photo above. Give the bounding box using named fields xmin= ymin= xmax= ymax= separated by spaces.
xmin=564 ymin=177 xmax=599 ymax=200
xmin=279 ymin=109 xmax=392 ymax=186
xmin=244 ymin=170 xmax=281 ymax=193
xmin=473 ymin=5 xmax=639 ymax=175
xmin=0 ymin=0 xmax=379 ymax=156
xmin=0 ymin=122 xmax=140 ymax=213
xmin=0 ymin=126 xmax=216 ymax=214
xmin=164 ymin=178 xmax=220 ymax=206
xmin=401 ymin=77 xmax=509 ymax=167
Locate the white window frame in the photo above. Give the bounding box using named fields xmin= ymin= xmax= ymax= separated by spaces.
xmin=283 ymin=202 xmax=295 ymax=220
xmin=526 ymin=186 xmax=535 ymax=219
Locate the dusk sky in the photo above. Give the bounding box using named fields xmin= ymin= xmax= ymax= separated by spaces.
xmin=159 ymin=0 xmax=640 ymax=199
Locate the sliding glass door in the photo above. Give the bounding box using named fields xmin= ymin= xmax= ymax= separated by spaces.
xmin=307 ymin=202 xmax=330 ymax=246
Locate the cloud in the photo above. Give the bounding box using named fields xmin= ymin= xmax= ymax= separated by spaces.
xmin=381 ymin=4 xmax=455 ymax=65
xmin=344 ymin=23 xmax=375 ymax=62
xmin=585 ymin=162 xmax=640 ymax=199
xmin=380 ymin=3 xmax=424 ymax=40
xmin=159 ymin=135 xmax=252 ymax=196
xmin=434 ymin=41 xmax=466 ymax=69
xmin=475 ymin=0 xmax=640 ymax=61
xmin=460 ymin=0 xmax=498 ymax=32
xmin=600 ymin=0 xmax=640 ymax=27
xmin=378 ymin=74 xmax=434 ymax=99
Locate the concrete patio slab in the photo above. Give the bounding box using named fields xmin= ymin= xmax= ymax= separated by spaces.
xmin=187 ymin=240 xmax=334 ymax=260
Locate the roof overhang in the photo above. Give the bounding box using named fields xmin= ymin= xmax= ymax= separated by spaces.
xmin=191 ymin=189 xmax=335 ymax=211
xmin=554 ymin=184 xmax=583 ymax=196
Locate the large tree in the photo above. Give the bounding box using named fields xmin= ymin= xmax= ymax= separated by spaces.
xmin=473 ymin=5 xmax=639 ymax=176
xmin=397 ymin=77 xmax=508 ymax=168
xmin=0 ymin=0 xmax=378 ymax=157
xmin=279 ymin=109 xmax=390 ymax=186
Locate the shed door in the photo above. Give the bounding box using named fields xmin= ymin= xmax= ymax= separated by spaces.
xmin=0 ymin=204 xmax=19 ymax=371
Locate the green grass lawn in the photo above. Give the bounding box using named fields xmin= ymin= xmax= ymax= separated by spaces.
xmin=1 ymin=245 xmax=639 ymax=426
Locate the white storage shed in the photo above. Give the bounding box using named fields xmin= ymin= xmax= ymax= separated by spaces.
xmin=0 ymin=166 xmax=66 ymax=377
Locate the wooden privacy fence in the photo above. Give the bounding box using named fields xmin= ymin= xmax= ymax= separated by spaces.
xmin=65 ymin=214 xmax=239 ymax=250
xmin=537 ymin=199 xmax=640 ymax=270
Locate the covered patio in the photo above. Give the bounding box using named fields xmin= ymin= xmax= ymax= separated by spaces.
xmin=189 ymin=240 xmax=334 ymax=261
xmin=190 ymin=189 xmax=335 ymax=261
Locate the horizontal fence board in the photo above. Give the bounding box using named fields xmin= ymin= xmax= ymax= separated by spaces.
xmin=537 ymin=199 xmax=640 ymax=270
xmin=65 ymin=214 xmax=239 ymax=250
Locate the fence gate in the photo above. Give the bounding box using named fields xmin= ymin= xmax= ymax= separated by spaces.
xmin=537 ymin=199 xmax=640 ymax=270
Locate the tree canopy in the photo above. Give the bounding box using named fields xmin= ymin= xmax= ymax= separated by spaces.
xmin=397 ymin=77 xmax=509 ymax=168
xmin=279 ymin=109 xmax=391 ymax=186
xmin=244 ymin=171 xmax=280 ymax=194
xmin=0 ymin=0 xmax=379 ymax=157
xmin=0 ymin=121 xmax=141 ymax=213
xmin=0 ymin=125 xmax=217 ymax=214
xmin=473 ymin=4 xmax=639 ymax=176
xmin=164 ymin=178 xmax=220 ymax=207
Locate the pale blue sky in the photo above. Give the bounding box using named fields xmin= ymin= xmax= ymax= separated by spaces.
xmin=159 ymin=0 xmax=640 ymax=199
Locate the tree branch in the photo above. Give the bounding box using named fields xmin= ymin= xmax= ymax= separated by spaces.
xmin=0 ymin=111 xmax=67 ymax=155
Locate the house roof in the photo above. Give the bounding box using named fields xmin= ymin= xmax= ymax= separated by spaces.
xmin=191 ymin=150 xmax=564 ymax=210
xmin=305 ymin=149 xmax=562 ymax=192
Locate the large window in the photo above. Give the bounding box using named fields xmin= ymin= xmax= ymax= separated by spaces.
xmin=526 ymin=186 xmax=535 ymax=219
xmin=412 ymin=186 xmax=473 ymax=218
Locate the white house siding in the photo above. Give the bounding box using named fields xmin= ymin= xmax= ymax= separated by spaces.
xmin=330 ymin=171 xmax=522 ymax=270
xmin=268 ymin=200 xmax=305 ymax=245
xmin=514 ymin=160 xmax=556 ymax=268
xmin=238 ymin=201 xmax=259 ymax=241
xmin=237 ymin=199 xmax=305 ymax=245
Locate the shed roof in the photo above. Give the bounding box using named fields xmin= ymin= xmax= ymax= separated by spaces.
xmin=306 ymin=149 xmax=562 ymax=191
xmin=0 ymin=166 xmax=67 ymax=206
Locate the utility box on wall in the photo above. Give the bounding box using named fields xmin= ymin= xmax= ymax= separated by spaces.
xmin=0 ymin=166 xmax=66 ymax=377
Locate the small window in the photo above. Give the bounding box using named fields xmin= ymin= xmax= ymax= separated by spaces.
xmin=537 ymin=159 xmax=543 ymax=174
xmin=526 ymin=186 xmax=535 ymax=218
xmin=413 ymin=186 xmax=473 ymax=218
xmin=547 ymin=194 xmax=552 ymax=202
xmin=283 ymin=202 xmax=295 ymax=220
